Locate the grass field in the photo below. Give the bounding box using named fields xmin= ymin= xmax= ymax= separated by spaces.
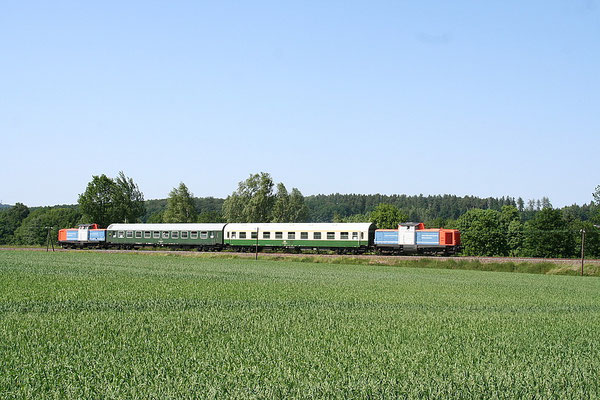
xmin=1 ymin=250 xmax=599 ymax=398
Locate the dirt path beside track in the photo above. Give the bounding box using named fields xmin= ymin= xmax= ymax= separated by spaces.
xmin=2 ymin=246 xmax=599 ymax=266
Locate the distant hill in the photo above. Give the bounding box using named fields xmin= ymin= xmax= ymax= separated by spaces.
xmin=144 ymin=197 xmax=224 ymax=221
xmin=304 ymin=193 xmax=521 ymax=222
xmin=0 ymin=204 xmax=11 ymax=209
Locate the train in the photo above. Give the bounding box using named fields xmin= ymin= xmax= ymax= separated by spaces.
xmin=58 ymin=222 xmax=461 ymax=255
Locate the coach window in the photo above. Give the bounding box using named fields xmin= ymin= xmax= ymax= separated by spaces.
xmin=200 ymin=231 xmax=208 ymax=239
xmin=181 ymin=231 xmax=189 ymax=239
xmin=240 ymin=232 xmax=246 ymax=239
xmin=153 ymin=231 xmax=160 ymax=239
xmin=231 ymin=232 xmax=236 ymax=239
xmin=135 ymin=231 xmax=142 ymax=239
xmin=301 ymin=232 xmax=308 ymax=240
xmin=162 ymin=231 xmax=169 ymax=239
xmin=313 ymin=232 xmax=321 ymax=240
xmin=210 ymin=233 xmax=214 ymax=239
xmin=352 ymin=232 xmax=359 ymax=240
xmin=251 ymin=231 xmax=257 ymax=239
xmin=275 ymin=232 xmax=282 ymax=239
xmin=118 ymin=231 xmax=124 ymax=238
xmin=126 ymin=231 xmax=133 ymax=238
xmin=263 ymin=232 xmax=270 ymax=239
xmin=340 ymin=232 xmax=349 ymax=240
xmin=190 ymin=231 xmax=198 ymax=239
xmin=327 ymin=232 xmax=335 ymax=240
xmin=172 ymin=231 xmax=179 ymax=239
xmin=288 ymin=232 xmax=295 ymax=240
xmin=144 ymin=231 xmax=151 ymax=239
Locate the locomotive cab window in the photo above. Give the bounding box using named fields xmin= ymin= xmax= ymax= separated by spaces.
xmin=327 ymin=232 xmax=335 ymax=240
xmin=301 ymin=232 xmax=308 ymax=240
xmin=314 ymin=232 xmax=321 ymax=240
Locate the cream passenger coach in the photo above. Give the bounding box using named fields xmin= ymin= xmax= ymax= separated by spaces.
xmin=224 ymin=223 xmax=375 ymax=252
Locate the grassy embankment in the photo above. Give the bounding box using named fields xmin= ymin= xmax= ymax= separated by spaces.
xmin=3 ymin=245 xmax=600 ymax=276
xmin=1 ymin=250 xmax=599 ymax=398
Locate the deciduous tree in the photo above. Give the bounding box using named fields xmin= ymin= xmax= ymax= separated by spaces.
xmin=0 ymin=203 xmax=30 ymax=244
xmin=288 ymin=188 xmax=309 ymax=222
xmin=457 ymin=209 xmax=507 ymax=256
xmin=371 ymin=204 xmax=407 ymax=229
xmin=522 ymin=208 xmax=574 ymax=258
xmin=113 ymin=171 xmax=145 ymax=223
xmin=223 ymin=173 xmax=308 ymax=223
xmin=78 ymin=174 xmax=117 ymax=227
xmin=78 ymin=172 xmax=145 ymax=227
xmin=271 ymin=183 xmax=290 ymax=223
xmin=223 ymin=173 xmax=275 ymax=222
xmin=163 ymin=182 xmax=197 ymax=223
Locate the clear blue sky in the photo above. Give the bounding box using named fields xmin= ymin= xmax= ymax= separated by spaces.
xmin=1 ymin=1 xmax=599 ymax=207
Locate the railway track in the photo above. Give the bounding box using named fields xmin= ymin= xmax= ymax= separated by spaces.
xmin=2 ymin=246 xmax=600 ymax=266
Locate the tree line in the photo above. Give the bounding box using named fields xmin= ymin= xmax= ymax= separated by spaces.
xmin=455 ymin=205 xmax=600 ymax=258
xmin=1 ymin=173 xmax=599 ymax=259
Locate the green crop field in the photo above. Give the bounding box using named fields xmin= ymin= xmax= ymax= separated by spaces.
xmin=1 ymin=251 xmax=599 ymax=398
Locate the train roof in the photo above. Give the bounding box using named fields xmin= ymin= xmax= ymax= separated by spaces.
xmin=224 ymin=223 xmax=375 ymax=231
xmin=107 ymin=223 xmax=227 ymax=231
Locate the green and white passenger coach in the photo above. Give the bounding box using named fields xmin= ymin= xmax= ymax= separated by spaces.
xmin=224 ymin=223 xmax=376 ymax=253
xmin=106 ymin=223 xmax=226 ymax=250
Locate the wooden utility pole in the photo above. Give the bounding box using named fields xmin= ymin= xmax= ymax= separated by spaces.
xmin=45 ymin=226 xmax=55 ymax=252
xmin=580 ymin=229 xmax=586 ymax=276
xmin=255 ymin=227 xmax=259 ymax=261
